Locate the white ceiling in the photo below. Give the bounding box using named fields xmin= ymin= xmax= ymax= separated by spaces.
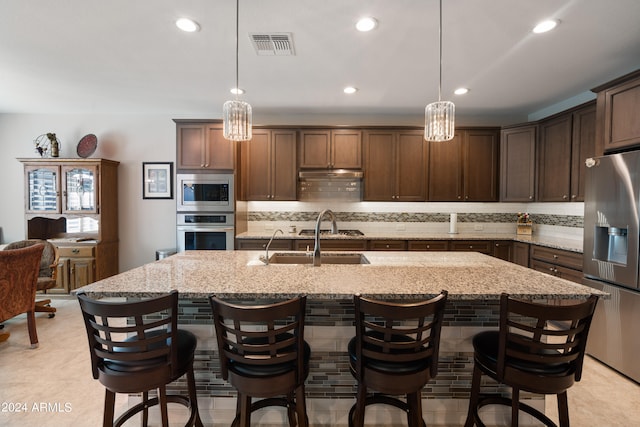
xmin=1 ymin=0 xmax=639 ymax=126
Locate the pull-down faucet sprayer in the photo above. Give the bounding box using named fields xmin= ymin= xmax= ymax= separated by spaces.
xmin=313 ymin=209 xmax=338 ymax=267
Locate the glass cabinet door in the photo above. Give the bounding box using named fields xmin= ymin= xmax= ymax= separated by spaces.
xmin=63 ymin=166 xmax=97 ymax=212
xmin=26 ymin=166 xmax=60 ymax=212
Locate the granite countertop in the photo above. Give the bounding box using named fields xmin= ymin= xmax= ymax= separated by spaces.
xmin=235 ymin=231 xmax=584 ymax=253
xmin=77 ymin=250 xmax=603 ymax=300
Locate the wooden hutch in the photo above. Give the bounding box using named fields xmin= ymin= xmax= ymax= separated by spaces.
xmin=18 ymin=158 xmax=119 ymax=293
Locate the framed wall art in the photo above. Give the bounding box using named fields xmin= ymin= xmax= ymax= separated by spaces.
xmin=142 ymin=162 xmax=173 ymax=199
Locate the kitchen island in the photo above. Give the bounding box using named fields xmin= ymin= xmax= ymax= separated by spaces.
xmin=78 ymin=250 xmax=603 ymax=426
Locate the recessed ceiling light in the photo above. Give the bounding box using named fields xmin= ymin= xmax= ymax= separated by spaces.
xmin=230 ymin=88 xmax=245 ymax=95
xmin=454 ymin=88 xmax=469 ymax=95
xmin=343 ymin=86 xmax=358 ymax=94
xmin=176 ymin=18 xmax=200 ymax=33
xmin=356 ymin=17 xmax=378 ymax=32
xmin=533 ymin=19 xmax=559 ymax=34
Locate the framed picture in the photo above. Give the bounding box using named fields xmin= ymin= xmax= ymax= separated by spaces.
xmin=142 ymin=162 xmax=173 ymax=199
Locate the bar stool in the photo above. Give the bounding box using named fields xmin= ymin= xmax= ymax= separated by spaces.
xmin=348 ymin=291 xmax=448 ymax=427
xmin=464 ymin=293 xmax=599 ymax=427
xmin=77 ymin=291 xmax=203 ymax=427
xmin=209 ymin=295 xmax=310 ymax=427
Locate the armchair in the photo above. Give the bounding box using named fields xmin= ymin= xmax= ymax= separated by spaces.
xmin=0 ymin=244 xmax=44 ymax=348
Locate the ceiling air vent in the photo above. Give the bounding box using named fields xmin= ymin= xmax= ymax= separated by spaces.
xmin=249 ymin=33 xmax=295 ymax=56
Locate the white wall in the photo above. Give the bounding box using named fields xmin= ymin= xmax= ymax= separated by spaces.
xmin=0 ymin=113 xmax=178 ymax=272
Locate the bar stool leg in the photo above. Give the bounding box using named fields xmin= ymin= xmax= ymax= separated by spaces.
xmin=464 ymin=363 xmax=482 ymax=427
xmin=239 ymin=393 xmax=251 ymax=427
xmin=159 ymin=386 xmax=169 ymax=427
xmin=352 ymin=384 xmax=367 ymax=427
xmin=557 ymin=391 xmax=570 ymax=427
xmin=295 ymin=384 xmax=309 ymax=427
xmin=511 ymin=388 xmax=520 ymax=427
xmin=103 ymin=389 xmax=116 ymax=427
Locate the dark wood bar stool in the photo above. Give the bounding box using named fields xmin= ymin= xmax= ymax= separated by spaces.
xmin=77 ymin=291 xmax=203 ymax=427
xmin=348 ymin=291 xmax=448 ymax=427
xmin=209 ymin=295 xmax=310 ymax=427
xmin=464 ymin=293 xmax=599 ymax=427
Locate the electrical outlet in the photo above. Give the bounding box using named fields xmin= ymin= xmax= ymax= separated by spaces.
xmin=474 ymin=224 xmax=484 ymax=231
xmin=264 ymin=224 xmax=274 ymax=231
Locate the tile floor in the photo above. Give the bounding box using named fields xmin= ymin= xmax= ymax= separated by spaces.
xmin=0 ymin=296 xmax=638 ymax=427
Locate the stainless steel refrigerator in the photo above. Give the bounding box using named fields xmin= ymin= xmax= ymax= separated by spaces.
xmin=583 ymin=150 xmax=640 ymax=383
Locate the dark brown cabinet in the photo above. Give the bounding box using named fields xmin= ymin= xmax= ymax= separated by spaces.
xmin=235 ymin=239 xmax=293 ymax=251
xmin=407 ymin=240 xmax=449 ymax=251
xmin=294 ymin=239 xmax=368 ymax=251
xmin=369 ymin=240 xmax=407 ymax=251
xmin=176 ymin=123 xmax=235 ymax=170
xmin=363 ymin=129 xmax=428 ymax=201
xmin=530 ymin=245 xmax=583 ymax=284
xmin=537 ymin=102 xmax=596 ymax=202
xmin=593 ymin=69 xmax=640 ymax=154
xmin=240 ymin=129 xmax=297 ymax=201
xmin=492 ymin=240 xmax=513 ymax=262
xmin=449 ymin=240 xmax=492 ymax=254
xmin=500 ymin=124 xmax=536 ymax=201
xmin=513 ymin=242 xmax=530 ymax=267
xmin=429 ymin=128 xmax=499 ymax=201
xmin=299 ymin=129 xmax=362 ymax=169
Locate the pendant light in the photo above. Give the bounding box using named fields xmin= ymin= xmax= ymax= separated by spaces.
xmin=425 ymin=0 xmax=455 ymax=142
xmin=223 ymin=0 xmax=252 ymax=141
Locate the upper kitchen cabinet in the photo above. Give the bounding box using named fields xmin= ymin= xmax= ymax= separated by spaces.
xmin=299 ymin=129 xmax=362 ymax=169
xmin=537 ymin=102 xmax=595 ymax=202
xmin=500 ymin=124 xmax=536 ymax=201
xmin=176 ymin=122 xmax=235 ymax=171
xmin=592 ymin=69 xmax=640 ymax=155
xmin=428 ymin=128 xmax=499 ymax=202
xmin=363 ymin=129 xmax=428 ymax=201
xmin=240 ymin=129 xmax=297 ymax=201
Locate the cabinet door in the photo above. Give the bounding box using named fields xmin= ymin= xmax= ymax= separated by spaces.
xmin=396 ymin=131 xmax=428 ymax=201
xmin=70 ymin=258 xmax=95 ymax=290
xmin=513 ymin=242 xmax=530 ymax=267
xmin=428 ymin=132 xmax=462 ymax=201
xmin=449 ymin=240 xmax=492 ymax=254
xmin=492 ymin=240 xmax=513 ymax=262
xmin=332 ymin=129 xmax=362 ymax=169
xmin=205 ymin=126 xmax=235 ymax=170
xmin=407 ymin=240 xmax=449 ymax=251
xmin=177 ymin=125 xmax=206 ymax=169
xmin=55 ymin=258 xmax=71 ymax=293
xmin=601 ymin=76 xmax=640 ymax=153
xmin=62 ymin=165 xmax=97 ymax=213
xmin=464 ymin=129 xmax=499 ymax=201
xmin=241 ymin=131 xmax=272 ymax=200
xmin=299 ymin=130 xmax=331 ymax=168
xmin=500 ymin=125 xmax=536 ymax=201
xmin=369 ymin=240 xmax=407 ymax=251
xmin=538 ymin=114 xmax=573 ymax=201
xmin=271 ymin=130 xmax=297 ymax=200
xmin=363 ymin=131 xmax=396 ymax=201
xmin=570 ymin=104 xmax=596 ymax=201
xmin=25 ymin=165 xmax=60 ymax=213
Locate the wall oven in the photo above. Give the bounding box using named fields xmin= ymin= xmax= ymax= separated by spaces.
xmin=176 ymin=173 xmax=234 ymax=212
xmin=177 ymin=213 xmax=235 ymax=251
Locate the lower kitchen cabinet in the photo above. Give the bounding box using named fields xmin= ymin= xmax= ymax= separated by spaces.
xmin=369 ymin=240 xmax=407 ymax=251
xmin=295 ymin=240 xmax=368 ymax=251
xmin=407 ymin=240 xmax=449 ymax=251
xmin=55 ymin=245 xmax=96 ymax=292
xmin=449 ymin=240 xmax=492 ymax=254
xmin=235 ymin=239 xmax=293 ymax=251
xmin=513 ymin=242 xmax=530 ymax=267
xmin=492 ymin=240 xmax=513 ymax=262
xmin=530 ymin=245 xmax=583 ymax=283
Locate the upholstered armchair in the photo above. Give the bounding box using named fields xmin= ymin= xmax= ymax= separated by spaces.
xmin=4 ymin=239 xmax=58 ymax=317
xmin=0 ymin=244 xmax=44 ymax=348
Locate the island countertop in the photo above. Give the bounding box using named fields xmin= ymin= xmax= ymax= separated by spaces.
xmin=76 ymin=250 xmax=603 ymax=300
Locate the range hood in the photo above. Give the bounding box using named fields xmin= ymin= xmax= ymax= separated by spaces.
xmin=298 ymin=169 xmax=363 ymax=201
xmin=298 ymin=169 xmax=363 ymax=180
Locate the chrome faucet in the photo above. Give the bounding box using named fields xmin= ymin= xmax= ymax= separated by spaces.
xmin=259 ymin=229 xmax=283 ymax=265
xmin=313 ymin=209 xmax=338 ymax=266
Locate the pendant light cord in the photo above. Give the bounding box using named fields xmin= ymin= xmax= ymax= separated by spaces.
xmin=235 ymin=0 xmax=240 ymax=100
xmin=438 ymin=0 xmax=442 ymax=103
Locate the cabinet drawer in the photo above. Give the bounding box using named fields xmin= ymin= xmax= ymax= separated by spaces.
xmin=58 ymin=246 xmax=95 ymax=257
xmin=235 ymin=239 xmax=293 ymax=250
xmin=294 ymin=239 xmax=368 ymax=251
xmin=530 ymin=246 xmax=582 ymax=270
xmin=530 ymin=259 xmax=583 ymax=284
xmin=449 ymin=240 xmax=492 ymax=254
xmin=369 ymin=240 xmax=407 ymax=251
xmin=407 ymin=240 xmax=449 ymax=251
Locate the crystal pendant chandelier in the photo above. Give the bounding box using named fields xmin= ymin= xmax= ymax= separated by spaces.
xmin=223 ymin=0 xmax=252 ymax=141
xmin=425 ymin=0 xmax=455 ymax=142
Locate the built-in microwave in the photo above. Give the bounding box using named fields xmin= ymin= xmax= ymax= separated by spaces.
xmin=176 ymin=173 xmax=234 ymax=212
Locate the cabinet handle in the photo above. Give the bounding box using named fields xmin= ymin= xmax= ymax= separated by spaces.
xmin=458 ymin=195 xmax=462 ymax=199
xmin=562 ymin=195 xmax=568 ymax=200
xmin=385 ymin=244 xmax=390 ymax=248
xmin=571 ymin=194 xmax=576 ymax=199
xmin=529 ymin=196 xmax=533 ymax=200
xmin=465 ymin=196 xmax=469 ymax=200
xmin=72 ymin=249 xmax=80 ymax=254
xmin=553 ymin=254 xmax=558 ymax=259
xmin=469 ymin=245 xmax=473 ymax=249
xmin=426 ymin=245 xmax=430 ymax=249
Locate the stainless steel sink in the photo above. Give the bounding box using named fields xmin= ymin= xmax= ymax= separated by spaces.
xmin=267 ymin=252 xmax=370 ymax=265
xmin=298 ymin=229 xmax=365 ymax=237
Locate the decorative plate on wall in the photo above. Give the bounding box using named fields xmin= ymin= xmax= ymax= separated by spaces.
xmin=77 ymin=134 xmax=98 ymax=158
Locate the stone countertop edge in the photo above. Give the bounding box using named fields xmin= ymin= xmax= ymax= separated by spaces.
xmin=235 ymin=231 xmax=584 ymax=253
xmin=75 ymin=250 xmax=606 ymax=300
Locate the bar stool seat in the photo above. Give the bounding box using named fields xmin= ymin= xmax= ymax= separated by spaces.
xmin=348 ymin=291 xmax=448 ymax=427
xmin=464 ymin=293 xmax=599 ymax=427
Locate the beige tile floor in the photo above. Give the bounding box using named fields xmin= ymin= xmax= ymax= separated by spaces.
xmin=0 ymin=296 xmax=638 ymax=427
